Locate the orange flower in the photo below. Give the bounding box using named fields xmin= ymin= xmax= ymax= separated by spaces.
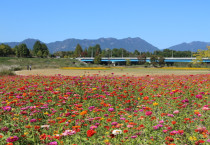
xmin=25 ymin=125 xmax=32 ymax=129
xmin=106 ymin=118 xmax=112 ymax=122
xmin=80 ymin=110 xmax=88 ymax=115
xmin=34 ymin=125 xmax=40 ymax=130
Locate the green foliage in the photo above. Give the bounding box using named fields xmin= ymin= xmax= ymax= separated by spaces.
xmin=94 ymin=54 xmax=102 ymax=64
xmin=0 ymin=57 xmax=84 ymax=69
xmin=158 ymin=56 xmax=165 ymax=67
xmin=74 ymin=44 xmax=83 ymax=57
xmin=33 ymin=41 xmax=49 ymax=57
xmin=193 ymin=46 xmax=210 ymax=64
xmin=0 ymin=69 xmax=15 ymax=76
xmin=134 ymin=50 xmax=140 ymax=56
xmin=87 ymin=44 xmax=102 ymax=57
xmin=33 ymin=41 xmax=42 ymax=55
xmin=15 ymin=44 xmax=30 ymax=57
xmin=126 ymin=59 xmax=131 ymax=66
xmin=37 ymin=50 xmax=43 ymax=58
xmin=95 ymin=44 xmax=102 ymax=55
xmin=53 ymin=51 xmax=74 ymax=58
xmin=0 ymin=66 xmax=16 ymax=76
xmin=81 ymin=48 xmax=88 ymax=57
xmin=0 ymin=44 xmax=13 ymax=56
xmin=137 ymin=54 xmax=146 ymax=65
xmin=150 ymin=55 xmax=158 ymax=67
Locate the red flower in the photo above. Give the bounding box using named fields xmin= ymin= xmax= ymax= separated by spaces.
xmin=87 ymin=130 xmax=96 ymax=137
xmin=104 ymin=126 xmax=110 ymax=130
xmin=171 ymin=121 xmax=176 ymax=125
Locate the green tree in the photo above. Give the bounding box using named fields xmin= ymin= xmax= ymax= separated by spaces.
xmin=94 ymin=54 xmax=101 ymax=64
xmin=18 ymin=44 xmax=30 ymax=57
xmin=81 ymin=48 xmax=88 ymax=57
xmin=33 ymin=41 xmax=49 ymax=57
xmin=37 ymin=50 xmax=43 ymax=57
xmin=74 ymin=44 xmax=83 ymax=57
xmin=42 ymin=43 xmax=49 ymax=57
xmin=0 ymin=44 xmax=12 ymax=56
xmin=137 ymin=54 xmax=146 ymax=65
xmin=150 ymin=55 xmax=158 ymax=67
xmin=33 ymin=41 xmax=42 ymax=56
xmin=158 ymin=56 xmax=165 ymax=67
xmin=126 ymin=59 xmax=131 ymax=66
xmin=95 ymin=44 xmax=101 ymax=55
xmin=134 ymin=50 xmax=140 ymax=56
xmin=193 ymin=46 xmax=210 ymax=64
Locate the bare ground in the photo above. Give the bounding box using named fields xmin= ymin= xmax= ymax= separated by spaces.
xmin=15 ymin=68 xmax=210 ymax=76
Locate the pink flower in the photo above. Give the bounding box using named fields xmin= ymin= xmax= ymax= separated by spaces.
xmin=153 ymin=126 xmax=159 ymax=130
xmin=120 ymin=117 xmax=126 ymax=120
xmin=173 ymin=110 xmax=179 ymax=114
xmin=159 ymin=120 xmax=164 ymax=124
xmin=6 ymin=136 xmax=19 ymax=142
xmin=170 ymin=130 xmax=178 ymax=135
xmin=167 ymin=114 xmax=174 ymax=117
xmin=108 ymin=108 xmax=114 ymax=112
xmin=145 ymin=111 xmax=152 ymax=116
xmin=3 ymin=106 xmax=12 ymax=111
xmin=127 ymin=125 xmax=133 ymax=128
xmin=62 ymin=130 xmax=76 ymax=136
xmin=157 ymin=124 xmax=163 ymax=127
xmin=202 ymin=107 xmax=209 ymax=111
xmin=196 ymin=95 xmax=203 ymax=99
xmin=49 ymin=141 xmax=58 ymax=145
xmin=111 ymin=122 xmax=118 ymax=126
xmin=163 ymin=130 xmax=168 ymax=133
xmin=131 ymin=135 xmax=137 ymax=138
xmin=30 ymin=119 xmax=37 ymax=123
xmin=90 ymin=126 xmax=98 ymax=129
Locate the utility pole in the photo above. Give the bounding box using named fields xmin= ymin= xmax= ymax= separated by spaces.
xmin=191 ymin=48 xmax=193 ymax=58
xmin=122 ymin=49 xmax=123 ymax=58
xmin=111 ymin=49 xmax=112 ymax=58
xmin=172 ymin=50 xmax=173 ymax=58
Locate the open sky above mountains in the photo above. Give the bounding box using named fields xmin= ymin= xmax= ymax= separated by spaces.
xmin=0 ymin=0 xmax=209 ymax=49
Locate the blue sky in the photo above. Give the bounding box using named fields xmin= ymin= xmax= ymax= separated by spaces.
xmin=0 ymin=0 xmax=209 ymax=49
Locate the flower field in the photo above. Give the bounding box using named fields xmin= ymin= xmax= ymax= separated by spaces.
xmin=0 ymin=74 xmax=209 ymax=145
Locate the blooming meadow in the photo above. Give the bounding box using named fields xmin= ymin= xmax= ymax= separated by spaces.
xmin=0 ymin=74 xmax=209 ymax=145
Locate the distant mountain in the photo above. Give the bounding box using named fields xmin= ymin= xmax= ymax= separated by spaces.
xmin=1 ymin=37 xmax=159 ymax=53
xmin=166 ymin=41 xmax=210 ymax=52
xmin=2 ymin=38 xmax=209 ymax=53
xmin=47 ymin=37 xmax=159 ymax=53
xmin=1 ymin=38 xmax=40 ymax=50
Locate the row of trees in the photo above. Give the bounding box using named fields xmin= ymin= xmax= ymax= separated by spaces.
xmin=54 ymin=44 xmax=199 ymax=58
xmin=0 ymin=41 xmax=49 ymax=58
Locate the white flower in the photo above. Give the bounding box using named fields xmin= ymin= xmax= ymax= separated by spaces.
xmin=112 ymin=129 xmax=122 ymax=135
xmin=41 ymin=125 xmax=50 ymax=128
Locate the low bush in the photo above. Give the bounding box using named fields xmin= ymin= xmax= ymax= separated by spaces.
xmin=0 ymin=69 xmax=15 ymax=76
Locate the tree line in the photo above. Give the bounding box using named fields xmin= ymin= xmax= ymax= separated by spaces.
xmin=1 ymin=42 xmax=209 ymax=60
xmin=0 ymin=41 xmax=49 ymax=57
xmin=53 ymin=44 xmax=197 ymax=58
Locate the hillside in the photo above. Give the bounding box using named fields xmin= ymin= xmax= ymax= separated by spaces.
xmin=166 ymin=41 xmax=210 ymax=52
xmin=1 ymin=37 xmax=159 ymax=53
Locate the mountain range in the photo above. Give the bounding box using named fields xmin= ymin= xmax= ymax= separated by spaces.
xmin=1 ymin=38 xmax=209 ymax=53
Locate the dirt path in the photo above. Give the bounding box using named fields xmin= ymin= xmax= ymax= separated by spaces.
xmin=15 ymin=68 xmax=210 ymax=76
